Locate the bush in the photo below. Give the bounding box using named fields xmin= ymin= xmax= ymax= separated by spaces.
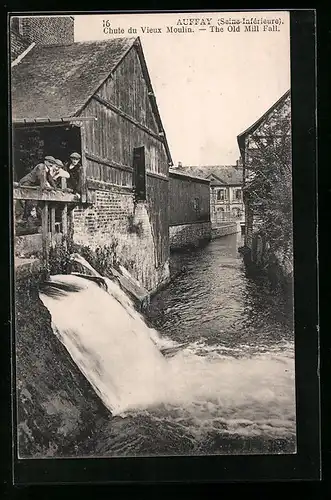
xmin=127 ymin=214 xmax=144 ymax=237
xmin=68 ymin=240 xmax=119 ymax=277
xmin=48 ymin=237 xmax=120 ymax=278
xmin=48 ymin=239 xmax=72 ymax=275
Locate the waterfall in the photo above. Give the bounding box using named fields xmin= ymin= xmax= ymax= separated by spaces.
xmin=39 ymin=255 xmax=295 ymax=439
xmin=39 ymin=256 xmax=172 ymax=416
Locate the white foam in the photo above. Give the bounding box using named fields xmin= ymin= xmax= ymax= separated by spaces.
xmin=40 ymin=270 xmax=296 ymax=438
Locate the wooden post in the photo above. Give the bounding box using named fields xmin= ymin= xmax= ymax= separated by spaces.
xmin=42 ymin=201 xmax=49 ymax=268
xmin=62 ymin=203 xmax=68 ymax=237
xmin=62 ymin=204 xmax=68 ymax=251
xmin=68 ymin=206 xmax=75 ymax=244
xmin=50 ymin=206 xmax=56 ymax=235
xmin=80 ymin=125 xmax=87 ymax=204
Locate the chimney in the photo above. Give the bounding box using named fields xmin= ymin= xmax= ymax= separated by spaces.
xmin=17 ymin=16 xmax=74 ymax=46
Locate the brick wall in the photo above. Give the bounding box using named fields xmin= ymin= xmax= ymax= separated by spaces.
xmin=12 ymin=16 xmax=74 ymax=47
xmin=169 ymin=222 xmax=211 ymax=250
xmin=10 ymin=30 xmax=32 ymax=61
xmin=72 ymin=187 xmax=170 ymax=293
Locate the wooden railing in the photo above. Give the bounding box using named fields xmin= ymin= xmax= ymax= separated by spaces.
xmin=13 ymin=181 xmax=81 ymax=267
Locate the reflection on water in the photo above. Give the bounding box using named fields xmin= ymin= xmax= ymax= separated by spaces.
xmin=149 ymin=233 xmax=293 ymax=352
xmin=77 ymin=233 xmax=296 ymax=457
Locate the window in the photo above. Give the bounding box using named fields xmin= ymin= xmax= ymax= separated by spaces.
xmin=216 ymin=188 xmax=227 ymax=201
xmin=133 ymin=146 xmax=146 ymax=201
xmin=149 ymin=145 xmax=157 ymax=173
xmin=234 ymin=189 xmax=242 ymax=201
xmin=232 ymin=207 xmax=241 ymax=218
xmin=193 ymin=197 xmax=200 ymax=213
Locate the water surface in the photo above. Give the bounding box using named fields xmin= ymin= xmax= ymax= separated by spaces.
xmin=40 ymin=233 xmax=296 ymax=457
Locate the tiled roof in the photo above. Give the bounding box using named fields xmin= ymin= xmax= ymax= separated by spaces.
xmin=11 ymin=37 xmax=137 ymax=120
xmin=173 ymin=165 xmax=243 ymax=186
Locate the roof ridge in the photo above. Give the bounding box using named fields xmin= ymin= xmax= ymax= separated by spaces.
xmin=31 ymin=36 xmax=138 ymax=50
xmin=73 ymin=36 xmax=137 ymax=44
xmin=11 ymin=35 xmax=173 ymax=165
xmin=183 ymin=165 xmax=238 ymax=169
xmin=237 ymin=88 xmax=290 ymax=140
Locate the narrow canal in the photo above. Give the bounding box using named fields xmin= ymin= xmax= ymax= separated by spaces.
xmin=87 ymin=232 xmax=296 ymax=457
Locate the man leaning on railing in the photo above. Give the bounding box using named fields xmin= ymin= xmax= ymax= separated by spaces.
xmin=50 ymin=158 xmax=71 ymax=189
xmin=18 ymin=155 xmax=59 ymax=190
xmin=15 ymin=155 xmax=58 ymax=222
xmin=14 ymin=155 xmax=73 ymax=222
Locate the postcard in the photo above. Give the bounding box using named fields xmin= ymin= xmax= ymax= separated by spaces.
xmin=9 ymin=10 xmax=319 ymax=484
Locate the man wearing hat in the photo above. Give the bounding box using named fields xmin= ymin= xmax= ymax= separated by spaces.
xmin=17 ymin=155 xmax=59 ymax=221
xmin=50 ymin=158 xmax=71 ymax=188
xmin=64 ymin=152 xmax=82 ymax=192
xmin=19 ymin=155 xmax=58 ymax=189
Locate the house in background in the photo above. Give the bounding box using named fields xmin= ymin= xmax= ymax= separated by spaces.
xmin=11 ymin=32 xmax=172 ymax=294
xmin=172 ymin=164 xmax=244 ymax=229
xmin=169 ymin=169 xmax=211 ymax=250
xmin=207 ymin=163 xmax=244 ymax=225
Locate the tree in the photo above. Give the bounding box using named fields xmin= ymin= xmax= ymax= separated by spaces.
xmin=243 ymin=97 xmax=293 ymax=277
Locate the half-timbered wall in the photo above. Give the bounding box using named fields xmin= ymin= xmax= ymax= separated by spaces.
xmin=242 ymin=93 xmax=291 ymax=250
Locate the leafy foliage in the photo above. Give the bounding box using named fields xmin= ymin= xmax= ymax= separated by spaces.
xmin=127 ymin=214 xmax=144 ymax=237
xmin=48 ymin=238 xmax=119 ymax=277
xmin=244 ymin=98 xmax=293 ymax=272
xmin=69 ymin=240 xmax=119 ymax=277
xmin=48 ymin=239 xmax=72 ymax=275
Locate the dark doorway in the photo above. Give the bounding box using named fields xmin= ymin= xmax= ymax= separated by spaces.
xmin=12 ymin=124 xmax=82 ymax=182
xmin=133 ymin=146 xmax=146 ymax=202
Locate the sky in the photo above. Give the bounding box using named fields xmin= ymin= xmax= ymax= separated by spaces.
xmin=74 ymin=12 xmax=290 ymax=166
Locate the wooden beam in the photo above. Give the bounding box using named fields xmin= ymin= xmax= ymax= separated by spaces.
xmin=85 ymin=151 xmax=133 ymax=173
xmin=86 ymin=178 xmax=133 ymax=193
xmin=68 ymin=207 xmax=75 ymax=242
xmin=13 ymin=116 xmax=96 ymax=126
xmin=169 ymin=171 xmax=211 ymax=184
xmin=146 ymin=171 xmax=169 ymax=182
xmin=85 ymin=152 xmax=168 ymax=182
xmin=80 ymin=125 xmax=88 ymax=204
xmin=93 ymin=94 xmax=165 ymax=143
xmin=13 ymin=187 xmax=80 ymax=203
xmin=132 ymin=42 xmax=173 ymax=166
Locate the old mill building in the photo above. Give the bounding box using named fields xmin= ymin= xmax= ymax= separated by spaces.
xmin=11 ymin=34 xmax=173 ymax=294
